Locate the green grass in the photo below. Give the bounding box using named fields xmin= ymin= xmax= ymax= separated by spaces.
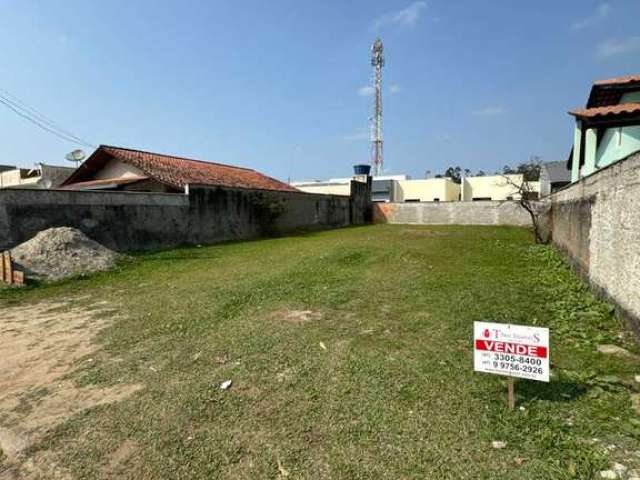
xmin=2 ymin=225 xmax=640 ymax=479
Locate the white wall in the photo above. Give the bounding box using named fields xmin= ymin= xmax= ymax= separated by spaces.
xmin=293 ymin=183 xmax=351 ymax=196
xmin=462 ymin=175 xmax=539 ymax=201
xmin=396 ymin=178 xmax=460 ymax=202
xmin=93 ymin=158 xmax=146 ymax=180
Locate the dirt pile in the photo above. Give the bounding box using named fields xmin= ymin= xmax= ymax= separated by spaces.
xmin=10 ymin=227 xmax=121 ymax=281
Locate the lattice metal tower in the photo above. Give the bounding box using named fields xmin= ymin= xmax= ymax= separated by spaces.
xmin=370 ymin=38 xmax=384 ymax=177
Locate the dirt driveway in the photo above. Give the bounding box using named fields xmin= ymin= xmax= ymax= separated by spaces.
xmin=0 ymin=299 xmax=141 ymax=479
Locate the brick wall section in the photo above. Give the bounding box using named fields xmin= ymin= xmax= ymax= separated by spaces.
xmin=373 ymin=201 xmax=533 ymax=226
xmin=550 ymin=152 xmax=640 ymax=333
xmin=0 ymin=181 xmax=371 ymax=252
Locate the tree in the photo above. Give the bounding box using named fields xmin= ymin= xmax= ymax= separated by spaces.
xmin=441 ymin=166 xmax=469 ymax=184
xmin=476 ymin=170 xmax=486 ymax=177
xmin=502 ymin=161 xmax=549 ymax=244
xmin=443 ymin=166 xmax=461 ymax=183
xmin=515 ymin=155 xmax=542 ymax=181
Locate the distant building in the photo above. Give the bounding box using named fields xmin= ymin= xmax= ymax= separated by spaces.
xmin=539 ymin=161 xmax=571 ymax=196
xmin=396 ymin=178 xmax=460 ymax=202
xmin=0 ymin=163 xmax=75 ymax=189
xmin=289 ymin=181 xmax=351 ymax=196
xmin=462 ymin=174 xmax=539 ymax=201
xmin=293 ymin=171 xmax=539 ymax=202
xmin=62 ymin=145 xmax=297 ymax=193
xmin=292 ymin=175 xmax=408 ymax=201
xmin=568 ymin=74 xmax=640 ymax=182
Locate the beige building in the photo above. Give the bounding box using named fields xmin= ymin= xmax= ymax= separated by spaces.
xmin=462 ymin=175 xmax=540 ymax=201
xmin=395 ymin=178 xmax=460 ymax=202
xmin=292 ymin=172 xmax=540 ymax=203
xmin=290 ymin=181 xmax=351 ymax=196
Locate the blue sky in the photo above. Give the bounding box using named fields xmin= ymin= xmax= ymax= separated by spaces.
xmin=1 ymin=1 xmax=639 ymax=181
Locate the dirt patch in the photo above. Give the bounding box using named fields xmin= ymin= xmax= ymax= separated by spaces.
xmin=0 ymin=299 xmax=141 ymax=479
xmin=401 ymin=228 xmax=450 ymax=239
xmin=267 ymin=309 xmax=322 ymax=325
xmin=10 ymin=227 xmax=121 ymax=282
xmin=102 ymin=439 xmax=138 ymax=476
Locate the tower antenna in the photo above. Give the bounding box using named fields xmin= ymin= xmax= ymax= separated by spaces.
xmin=370 ymin=38 xmax=384 ymax=177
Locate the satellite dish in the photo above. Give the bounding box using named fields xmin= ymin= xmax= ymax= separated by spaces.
xmin=65 ymin=149 xmax=86 ymax=168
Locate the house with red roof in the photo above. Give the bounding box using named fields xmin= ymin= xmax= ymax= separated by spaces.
xmin=568 ymin=74 xmax=640 ymax=182
xmin=62 ymin=145 xmax=298 ymax=193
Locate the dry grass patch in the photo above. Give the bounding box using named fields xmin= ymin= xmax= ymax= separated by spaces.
xmin=0 ymin=299 xmax=142 ymax=479
xmin=266 ymin=309 xmax=323 ymax=325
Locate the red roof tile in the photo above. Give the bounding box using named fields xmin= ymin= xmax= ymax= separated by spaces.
xmin=63 ymin=145 xmax=298 ymax=193
xmin=587 ymin=74 xmax=640 ymax=108
xmin=593 ymin=74 xmax=640 ymax=86
xmin=569 ymin=102 xmax=640 ymax=119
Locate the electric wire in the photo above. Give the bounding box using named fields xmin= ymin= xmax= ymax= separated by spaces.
xmin=0 ymin=89 xmax=96 ymax=149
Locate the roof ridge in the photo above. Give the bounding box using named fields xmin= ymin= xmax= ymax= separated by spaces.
xmin=100 ymin=145 xmax=256 ymax=172
xmin=593 ymin=74 xmax=640 ymax=86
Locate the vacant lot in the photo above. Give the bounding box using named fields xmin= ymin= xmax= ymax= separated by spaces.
xmin=1 ymin=225 xmax=639 ymax=479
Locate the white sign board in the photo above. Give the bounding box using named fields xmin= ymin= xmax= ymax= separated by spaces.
xmin=474 ymin=321 xmax=549 ymax=382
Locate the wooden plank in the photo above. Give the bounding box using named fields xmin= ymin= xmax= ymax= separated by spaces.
xmin=12 ymin=270 xmax=24 ymax=286
xmin=507 ymin=377 xmax=515 ymax=410
xmin=3 ymin=252 xmax=11 ymax=284
xmin=0 ymin=252 xmax=4 ymax=283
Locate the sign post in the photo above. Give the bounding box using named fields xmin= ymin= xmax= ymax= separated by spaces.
xmin=474 ymin=321 xmax=549 ymax=409
xmin=507 ymin=377 xmax=515 ymax=410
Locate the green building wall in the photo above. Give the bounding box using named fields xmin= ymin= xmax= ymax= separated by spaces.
xmin=595 ymin=91 xmax=640 ymax=168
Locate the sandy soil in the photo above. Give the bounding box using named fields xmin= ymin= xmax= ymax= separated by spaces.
xmin=0 ymin=299 xmax=141 ymax=479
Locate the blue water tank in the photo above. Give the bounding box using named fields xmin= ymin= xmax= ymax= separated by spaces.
xmin=353 ymin=164 xmax=371 ymax=176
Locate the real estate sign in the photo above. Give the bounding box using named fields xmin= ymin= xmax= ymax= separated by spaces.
xmin=474 ymin=321 xmax=549 ymax=382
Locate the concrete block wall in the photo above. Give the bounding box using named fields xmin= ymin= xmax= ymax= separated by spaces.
xmin=0 ymin=181 xmax=371 ymax=252
xmin=550 ymin=152 xmax=640 ymax=332
xmin=373 ymin=201 xmax=532 ymax=226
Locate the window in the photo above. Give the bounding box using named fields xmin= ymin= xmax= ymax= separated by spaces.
xmin=506 ymin=196 xmax=513 ymax=201
xmin=472 ymin=197 xmax=492 ymax=201
xmin=404 ymin=199 xmax=420 ymax=203
xmin=433 ymin=198 xmax=440 ymax=202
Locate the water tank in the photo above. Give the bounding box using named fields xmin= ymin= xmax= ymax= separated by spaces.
xmin=353 ymin=164 xmax=371 ymax=176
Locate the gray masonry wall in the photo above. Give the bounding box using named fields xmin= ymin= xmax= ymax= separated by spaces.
xmin=373 ymin=201 xmax=533 ymax=226
xmin=0 ymin=181 xmax=371 ymax=252
xmin=550 ymin=152 xmax=640 ymax=332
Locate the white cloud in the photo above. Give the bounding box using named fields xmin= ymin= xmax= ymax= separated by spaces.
xmin=389 ymin=84 xmax=402 ymax=94
xmin=433 ymin=132 xmax=452 ymax=142
xmin=358 ymin=86 xmax=375 ymax=96
xmin=344 ymin=128 xmax=369 ymax=141
xmin=597 ymin=36 xmax=640 ymax=57
xmin=570 ymin=3 xmax=611 ymax=31
xmin=471 ymin=106 xmax=505 ymax=116
xmin=373 ymin=1 xmax=427 ymax=30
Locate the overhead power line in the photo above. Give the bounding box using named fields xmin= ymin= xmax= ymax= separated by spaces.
xmin=0 ymin=89 xmax=96 ymax=149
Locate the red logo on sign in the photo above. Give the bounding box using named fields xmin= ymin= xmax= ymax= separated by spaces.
xmin=483 ymin=329 xmax=490 ymax=338
xmin=475 ymin=340 xmax=547 ymax=358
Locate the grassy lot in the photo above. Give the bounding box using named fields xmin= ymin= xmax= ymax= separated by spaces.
xmin=1 ymin=224 xmax=640 ymax=479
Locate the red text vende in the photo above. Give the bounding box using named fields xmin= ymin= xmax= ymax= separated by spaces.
xmin=475 ymin=340 xmax=548 ymax=358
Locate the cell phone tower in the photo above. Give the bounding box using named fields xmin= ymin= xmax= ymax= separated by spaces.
xmin=370 ymin=38 xmax=384 ymax=177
